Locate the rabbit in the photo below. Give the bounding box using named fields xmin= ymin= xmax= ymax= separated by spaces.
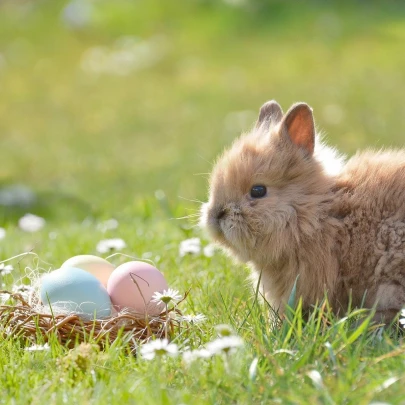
xmin=200 ymin=100 xmax=405 ymax=324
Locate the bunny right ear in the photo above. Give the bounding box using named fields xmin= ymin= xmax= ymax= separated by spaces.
xmin=255 ymin=100 xmax=283 ymax=130
xmin=280 ymin=102 xmax=315 ymax=156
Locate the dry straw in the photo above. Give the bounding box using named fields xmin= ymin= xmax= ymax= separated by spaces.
xmin=0 ymin=290 xmax=187 ymax=351
xmin=0 ymin=252 xmax=186 ymax=352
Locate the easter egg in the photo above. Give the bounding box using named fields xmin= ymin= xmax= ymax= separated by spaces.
xmin=107 ymin=261 xmax=168 ymax=315
xmin=61 ymin=255 xmax=115 ymax=287
xmin=40 ymin=267 xmax=112 ymax=319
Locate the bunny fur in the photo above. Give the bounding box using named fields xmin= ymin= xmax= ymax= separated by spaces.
xmin=201 ymin=100 xmax=405 ymax=323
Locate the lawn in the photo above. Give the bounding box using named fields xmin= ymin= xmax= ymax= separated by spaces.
xmin=1 ymin=0 xmax=405 ymax=403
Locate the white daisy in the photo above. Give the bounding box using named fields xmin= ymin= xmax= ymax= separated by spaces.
xmin=96 ymin=238 xmax=126 ymax=254
xmin=96 ymin=218 xmax=119 ymax=232
xmin=0 ymin=227 xmax=5 ymax=240
xmin=215 ymin=324 xmax=235 ymax=337
xmin=151 ymin=289 xmax=182 ymax=306
xmin=12 ymin=284 xmax=34 ymax=301
xmin=140 ymin=339 xmax=178 ymax=360
xmin=180 ymin=313 xmax=207 ymax=324
xmin=18 ymin=213 xmax=46 ymax=232
xmin=182 ymin=348 xmax=211 ymax=365
xmin=399 ymin=308 xmax=405 ymax=326
xmin=179 ymin=238 xmax=201 ymax=257
xmin=203 ymin=244 xmax=216 ymax=258
xmin=206 ymin=336 xmax=244 ymax=355
xmin=0 ymin=263 xmax=13 ymax=276
xmin=25 ymin=343 xmax=50 ymax=352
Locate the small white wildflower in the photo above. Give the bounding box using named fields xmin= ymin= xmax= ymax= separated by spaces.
xmin=203 ymin=244 xmax=216 ymax=258
xmin=182 ymin=349 xmax=211 ymax=365
xmin=399 ymin=308 xmax=405 ymax=326
xmin=18 ymin=213 xmax=45 ymax=232
xmin=0 ymin=263 xmax=13 ymax=275
xmin=25 ymin=343 xmax=50 ymax=352
xmin=215 ymin=324 xmax=235 ymax=337
xmin=206 ymin=336 xmax=244 ymax=355
xmin=151 ymin=289 xmax=182 ymax=306
xmin=179 ymin=237 xmax=201 ymax=257
xmin=180 ymin=313 xmax=207 ymax=324
xmin=140 ymin=339 xmax=178 ymax=360
xmin=97 ymin=218 xmax=119 ymax=232
xmin=0 ymin=227 xmax=5 ymax=240
xmin=96 ymin=238 xmax=126 ymax=254
xmin=12 ymin=284 xmax=34 ymax=300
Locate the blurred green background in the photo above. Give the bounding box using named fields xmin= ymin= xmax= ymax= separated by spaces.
xmin=1 ymin=0 xmax=404 ymax=225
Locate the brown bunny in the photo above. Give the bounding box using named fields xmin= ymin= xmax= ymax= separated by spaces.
xmin=201 ymin=100 xmax=405 ymax=323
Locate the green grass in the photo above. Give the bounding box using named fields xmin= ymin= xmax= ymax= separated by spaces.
xmin=1 ymin=0 xmax=405 ymax=403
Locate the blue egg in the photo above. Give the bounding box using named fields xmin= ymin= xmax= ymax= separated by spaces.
xmin=40 ymin=267 xmax=112 ymax=319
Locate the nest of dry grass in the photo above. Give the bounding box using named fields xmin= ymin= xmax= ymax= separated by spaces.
xmin=0 ymin=290 xmax=187 ymax=351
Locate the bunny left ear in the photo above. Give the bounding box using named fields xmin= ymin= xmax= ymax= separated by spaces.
xmin=280 ymin=102 xmax=315 ymax=156
xmin=255 ymin=100 xmax=283 ymax=130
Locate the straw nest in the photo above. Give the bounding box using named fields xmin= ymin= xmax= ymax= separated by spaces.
xmin=0 ymin=289 xmax=187 ymax=351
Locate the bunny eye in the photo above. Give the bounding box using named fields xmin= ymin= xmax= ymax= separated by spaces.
xmin=250 ymin=185 xmax=267 ymax=199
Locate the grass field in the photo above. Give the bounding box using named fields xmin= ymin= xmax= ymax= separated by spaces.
xmin=1 ymin=1 xmax=405 ymax=403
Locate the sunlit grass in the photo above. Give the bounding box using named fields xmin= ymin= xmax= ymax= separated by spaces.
xmin=1 ymin=0 xmax=405 ymax=403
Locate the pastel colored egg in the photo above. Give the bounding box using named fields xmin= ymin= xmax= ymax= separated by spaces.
xmin=40 ymin=267 xmax=112 ymax=319
xmin=107 ymin=261 xmax=168 ymax=316
xmin=61 ymin=255 xmax=115 ymax=287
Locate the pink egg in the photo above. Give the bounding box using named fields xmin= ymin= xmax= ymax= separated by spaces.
xmin=106 ymin=261 xmax=168 ymax=316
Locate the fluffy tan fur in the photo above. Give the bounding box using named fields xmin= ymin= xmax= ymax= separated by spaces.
xmin=201 ymin=100 xmax=405 ymax=323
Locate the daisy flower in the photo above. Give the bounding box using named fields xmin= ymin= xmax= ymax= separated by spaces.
xmin=96 ymin=238 xmax=126 ymax=254
xmin=206 ymin=336 xmax=244 ymax=355
xmin=0 ymin=263 xmax=13 ymax=276
xmin=25 ymin=343 xmax=50 ymax=352
xmin=179 ymin=238 xmax=201 ymax=257
xmin=96 ymin=218 xmax=119 ymax=232
xmin=18 ymin=213 xmax=46 ymax=232
xmin=399 ymin=308 xmax=405 ymax=326
xmin=180 ymin=313 xmax=207 ymax=325
xmin=203 ymin=244 xmax=216 ymax=258
xmin=140 ymin=338 xmax=178 ymax=360
xmin=215 ymin=324 xmax=235 ymax=337
xmin=151 ymin=289 xmax=182 ymax=306
xmin=182 ymin=349 xmax=211 ymax=365
xmin=12 ymin=284 xmax=34 ymax=301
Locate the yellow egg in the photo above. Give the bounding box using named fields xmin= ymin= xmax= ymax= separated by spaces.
xmin=61 ymin=255 xmax=115 ymax=287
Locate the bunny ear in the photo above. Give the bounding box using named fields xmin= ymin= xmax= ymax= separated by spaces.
xmin=255 ymin=100 xmax=283 ymax=130
xmin=280 ymin=102 xmax=315 ymax=155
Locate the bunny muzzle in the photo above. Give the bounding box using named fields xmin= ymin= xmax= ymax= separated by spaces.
xmin=201 ymin=201 xmax=252 ymax=254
